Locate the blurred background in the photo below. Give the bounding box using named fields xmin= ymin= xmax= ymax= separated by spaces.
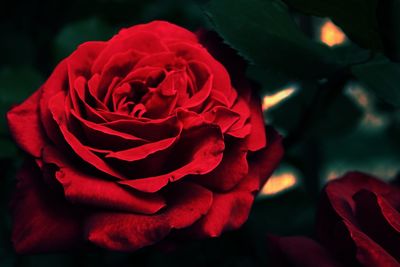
xmin=1 ymin=0 xmax=400 ymax=266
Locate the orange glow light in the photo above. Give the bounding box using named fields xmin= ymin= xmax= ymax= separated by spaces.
xmin=320 ymin=21 xmax=346 ymax=47
xmin=261 ymin=172 xmax=297 ymax=195
xmin=262 ymin=87 xmax=296 ymax=111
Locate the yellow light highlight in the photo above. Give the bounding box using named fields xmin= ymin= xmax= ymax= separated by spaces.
xmin=261 ymin=172 xmax=297 ymax=195
xmin=347 ymin=85 xmax=386 ymax=128
xmin=262 ymin=87 xmax=296 ymax=111
xmin=320 ymin=21 xmax=346 ymax=47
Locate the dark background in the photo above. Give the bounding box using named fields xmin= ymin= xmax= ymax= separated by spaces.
xmin=1 ymin=0 xmax=400 ymax=266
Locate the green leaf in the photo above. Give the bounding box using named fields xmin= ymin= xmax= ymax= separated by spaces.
xmin=243 ymin=188 xmax=315 ymax=265
xmin=53 ymin=17 xmax=115 ymax=61
xmin=246 ymin=65 xmax=294 ymax=94
xmin=205 ymin=0 xmax=340 ymax=78
xmin=249 ymin=188 xmax=315 ymax=236
xmin=352 ymin=57 xmax=400 ymax=108
xmin=281 ymin=0 xmax=383 ymax=50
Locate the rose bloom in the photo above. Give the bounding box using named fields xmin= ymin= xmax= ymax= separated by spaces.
xmin=7 ymin=21 xmax=283 ymax=253
xmin=268 ymin=172 xmax=400 ymax=267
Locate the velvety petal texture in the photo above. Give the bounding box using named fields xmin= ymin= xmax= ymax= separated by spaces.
xmin=267 ymin=172 xmax=400 ymax=267
xmin=7 ymin=20 xmax=283 ymax=252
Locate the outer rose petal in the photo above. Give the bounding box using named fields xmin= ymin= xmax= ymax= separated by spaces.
xmin=42 ymin=145 xmax=166 ymax=214
xmin=11 ymin=160 xmax=82 ymax=253
xmin=245 ymin=91 xmax=267 ymax=151
xmin=190 ymin=128 xmax=283 ymax=237
xmin=197 ymin=29 xmax=267 ymax=151
xmin=84 ymin=182 xmax=213 ymax=251
xmin=192 ymin=139 xmax=248 ymax=192
xmin=7 ymin=89 xmax=46 ymax=158
xmin=267 ymin=235 xmax=339 ymax=267
xmin=353 ymin=190 xmax=400 ymax=262
xmin=40 ymin=60 xmax=69 ymax=144
xmin=318 ymin=172 xmax=400 ymax=267
xmin=343 ymin=220 xmax=399 ymax=267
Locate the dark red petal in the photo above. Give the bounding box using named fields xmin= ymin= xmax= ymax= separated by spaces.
xmin=250 ymin=127 xmax=284 ymax=187
xmin=40 ymin=60 xmax=69 ymax=144
xmin=103 ymin=115 xmax=181 ymax=141
xmin=7 ymin=89 xmax=46 ymax=158
xmin=67 ymin=41 xmax=105 ymax=83
xmin=92 ymin=31 xmax=168 ymax=73
xmin=353 ymin=190 xmax=400 ymax=262
xmin=245 ymin=91 xmax=267 ymax=151
xmin=68 ymin=76 xmax=108 ymax=123
xmin=84 ymin=182 xmax=213 ymax=251
xmin=317 ymin=172 xmax=400 ymax=266
xmin=203 ymin=106 xmax=241 ymax=134
xmin=189 ymin=173 xmax=256 ymax=237
xmin=193 ymin=139 xmax=248 ymax=192
xmin=267 ymin=235 xmax=339 ymax=267
xmin=190 ymin=128 xmax=283 ymax=237
xmin=104 ymin=126 xmax=181 ymax=162
xmin=182 ymin=61 xmax=213 ymax=109
xmin=11 ymin=160 xmax=82 ymax=253
xmin=96 ymin=49 xmax=143 ymax=99
xmin=168 ymin=42 xmax=235 ymax=100
xmin=49 ymin=91 xmax=126 ymax=179
xmin=324 ymin=172 xmax=395 ymax=225
xmin=227 ymin=97 xmax=251 ymax=138
xmin=70 ymin=109 xmax=148 ymax=151
xmin=119 ymin=125 xmax=225 ymax=192
xmin=343 ymin=220 xmax=399 ymax=267
xmin=42 ymin=145 xmax=166 ymax=214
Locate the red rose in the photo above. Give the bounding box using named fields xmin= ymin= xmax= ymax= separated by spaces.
xmin=268 ymin=172 xmax=400 ymax=267
xmin=7 ymin=21 xmax=283 ymax=253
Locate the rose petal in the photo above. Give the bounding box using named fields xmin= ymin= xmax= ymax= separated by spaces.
xmin=67 ymin=41 xmax=105 ymax=83
xmin=323 ymin=172 xmax=395 ymax=225
xmin=245 ymin=90 xmax=267 ymax=151
xmin=168 ymin=42 xmax=235 ymax=100
xmin=40 ymin=60 xmax=69 ymax=144
xmin=225 ymin=97 xmax=251 ymax=138
xmin=203 ymin=106 xmax=241 ymax=134
xmin=7 ymin=89 xmax=46 ymax=158
xmin=49 ymin=91 xmax=126 ymax=179
xmin=190 ymin=128 xmax=283 ymax=237
xmin=353 ymin=190 xmax=400 ymax=261
xmin=85 ymin=182 xmax=213 ymax=251
xmin=11 ymin=160 xmax=82 ymax=253
xmin=42 ymin=145 xmax=165 ymax=214
xmin=343 ymin=220 xmax=399 ymax=267
xmin=250 ymin=127 xmax=284 ymax=187
xmin=317 ymin=172 xmax=400 ymax=266
xmin=103 ymin=115 xmax=181 ymax=141
xmin=104 ymin=127 xmax=181 ymax=162
xmin=96 ymin=49 xmax=143 ymax=99
xmin=70 ymin=109 xmax=148 ymax=151
xmin=68 ymin=76 xmax=108 ymax=123
xmin=92 ymin=31 xmax=168 ymax=73
xmin=119 ymin=125 xmax=225 ymax=192
xmin=192 ymin=139 xmax=248 ymax=192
